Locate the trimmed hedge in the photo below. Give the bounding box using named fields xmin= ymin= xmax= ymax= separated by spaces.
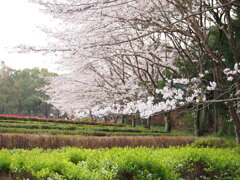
xmin=0 ymin=118 xmax=171 ymax=136
xmin=0 ymin=114 xmax=125 ymax=127
xmin=0 ymin=124 xmax=77 ymax=131
xmin=0 ymin=134 xmax=196 ymax=149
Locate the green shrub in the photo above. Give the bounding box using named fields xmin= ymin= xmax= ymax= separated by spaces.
xmin=179 ymin=112 xmax=195 ymax=133
xmin=191 ymin=138 xmax=236 ymax=148
xmin=81 ymin=117 xmax=91 ymax=121
xmin=0 ymin=150 xmax=11 ymax=171
xmin=0 ymin=147 xmax=239 ymax=180
xmin=169 ymin=147 xmax=240 ymax=179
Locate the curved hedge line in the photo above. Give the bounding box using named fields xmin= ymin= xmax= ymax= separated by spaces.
xmin=0 ymin=114 xmax=125 ymax=127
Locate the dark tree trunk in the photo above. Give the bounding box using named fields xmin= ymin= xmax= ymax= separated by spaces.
xmin=194 ymin=109 xmax=201 ymax=137
xmin=199 ymin=105 xmax=207 ymax=136
xmin=164 ymin=112 xmax=171 ymax=132
xmin=89 ymin=110 xmax=93 ymax=120
xmin=45 ymin=108 xmax=49 ymax=118
xmin=143 ymin=117 xmax=151 ymax=129
xmin=213 ymin=88 xmax=219 ymax=133
xmin=228 ymin=104 xmax=240 ymax=144
xmin=120 ymin=115 xmax=125 ymax=124
xmin=213 ymin=102 xmax=218 ymax=133
xmin=131 ymin=115 xmax=136 ymax=127
xmin=145 ymin=117 xmax=151 ymax=129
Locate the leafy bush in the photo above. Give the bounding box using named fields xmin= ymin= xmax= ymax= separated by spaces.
xmin=0 ymin=147 xmax=239 ymax=180
xmin=179 ymin=112 xmax=195 ymax=133
xmin=0 ymin=150 xmax=11 ymax=171
xmin=191 ymin=138 xmax=236 ymax=148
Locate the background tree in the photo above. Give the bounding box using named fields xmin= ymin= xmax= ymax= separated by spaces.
xmin=0 ymin=61 xmax=19 ymax=113
xmin=0 ymin=62 xmax=57 ymax=116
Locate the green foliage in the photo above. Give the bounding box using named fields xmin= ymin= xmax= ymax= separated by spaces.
xmin=0 ymin=149 xmax=11 ymax=171
xmin=208 ymin=26 xmax=235 ymax=68
xmin=156 ymin=80 xmax=165 ymax=89
xmin=0 ymin=63 xmax=57 ymax=115
xmin=208 ymin=6 xmax=240 ymax=65
xmin=0 ymin=147 xmax=239 ymax=180
xmin=161 ymin=69 xmax=173 ymax=79
xmin=179 ymin=112 xmax=195 ymax=133
xmin=81 ymin=117 xmax=91 ymax=121
xmin=191 ymin=138 xmax=236 ymax=148
xmin=171 ymin=147 xmax=240 ymax=179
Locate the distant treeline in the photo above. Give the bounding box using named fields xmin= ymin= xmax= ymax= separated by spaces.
xmin=0 ymin=61 xmax=57 ymax=116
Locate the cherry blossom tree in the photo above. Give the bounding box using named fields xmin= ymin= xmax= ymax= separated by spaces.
xmin=27 ymin=0 xmax=240 ymax=143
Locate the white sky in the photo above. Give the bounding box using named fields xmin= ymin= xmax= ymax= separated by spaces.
xmin=0 ymin=0 xmax=61 ymax=73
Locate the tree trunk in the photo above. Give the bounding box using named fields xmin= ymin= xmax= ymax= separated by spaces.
xmin=199 ymin=106 xmax=207 ymax=136
xmin=164 ymin=112 xmax=171 ymax=132
xmin=236 ymin=80 xmax=240 ymax=144
xmin=131 ymin=115 xmax=136 ymax=127
xmin=213 ymin=88 xmax=219 ymax=133
xmin=143 ymin=118 xmax=151 ymax=129
xmin=213 ymin=102 xmax=218 ymax=134
xmin=45 ymin=108 xmax=49 ymax=118
xmin=145 ymin=117 xmax=151 ymax=129
xmin=89 ymin=110 xmax=93 ymax=120
xmin=120 ymin=115 xmax=125 ymax=124
xmin=113 ymin=115 xmax=118 ymax=124
xmin=194 ymin=109 xmax=201 ymax=137
xmin=27 ymin=110 xmax=31 ymax=116
xmin=142 ymin=119 xmax=146 ymax=128
xmin=228 ymin=104 xmax=240 ymax=144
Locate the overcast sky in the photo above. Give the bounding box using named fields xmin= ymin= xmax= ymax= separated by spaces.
xmin=0 ymin=0 xmax=60 ymax=72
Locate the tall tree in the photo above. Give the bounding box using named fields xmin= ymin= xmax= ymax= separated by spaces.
xmin=25 ymin=0 xmax=240 ymax=143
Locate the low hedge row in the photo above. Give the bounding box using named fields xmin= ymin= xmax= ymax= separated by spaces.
xmin=0 ymin=119 xmax=169 ymax=136
xmin=0 ymin=147 xmax=239 ymax=180
xmin=0 ymin=126 xmax=167 ymax=137
xmin=0 ymin=115 xmax=125 ymax=127
xmin=0 ymin=134 xmax=196 ymax=149
xmin=0 ymin=120 xmax=154 ymax=133
xmin=93 ymin=128 xmax=167 ymax=133
xmin=0 ymin=124 xmax=77 ymax=131
xmin=1 ymin=133 xmax=238 ymax=149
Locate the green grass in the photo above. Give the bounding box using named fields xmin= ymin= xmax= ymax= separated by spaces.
xmin=205 ymin=133 xmax=236 ymax=142
xmin=0 ymin=146 xmax=239 ymax=180
xmin=149 ymin=125 xmax=166 ymax=131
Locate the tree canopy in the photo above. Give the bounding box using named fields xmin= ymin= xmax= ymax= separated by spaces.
xmin=0 ymin=61 xmax=57 ymax=116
